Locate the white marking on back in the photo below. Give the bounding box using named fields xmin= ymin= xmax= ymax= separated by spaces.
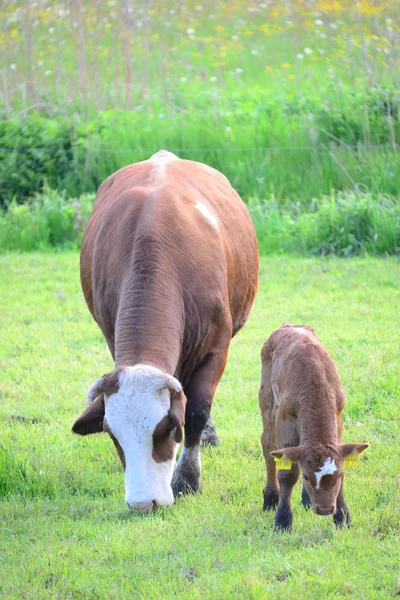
xmin=104 ymin=364 xmax=180 ymax=508
xmin=293 ymin=327 xmax=311 ymax=336
xmin=149 ymin=149 xmax=180 ymax=181
xmin=315 ymin=457 xmax=337 ymax=489
xmin=195 ymin=200 xmax=219 ymax=230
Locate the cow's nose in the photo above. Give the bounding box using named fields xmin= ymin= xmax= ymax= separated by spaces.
xmin=315 ymin=505 xmax=335 ymax=516
xmin=127 ymin=500 xmax=155 ymax=513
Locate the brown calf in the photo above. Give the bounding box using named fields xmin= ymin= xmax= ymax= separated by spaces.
xmin=259 ymin=323 xmax=368 ymax=531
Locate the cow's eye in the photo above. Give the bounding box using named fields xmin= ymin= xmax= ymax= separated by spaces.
xmin=303 ymin=475 xmax=309 ymax=482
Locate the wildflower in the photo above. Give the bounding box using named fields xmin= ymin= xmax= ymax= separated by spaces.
xmin=10 ymin=63 xmax=16 ymax=70
xmin=296 ymin=53 xmax=304 ymax=60
xmin=232 ymin=35 xmax=239 ymax=41
xmin=226 ymin=126 xmax=232 ymax=133
xmin=180 ymin=77 xmax=187 ymax=83
xmin=281 ymin=62 xmax=290 ymax=69
xmin=195 ymin=5 xmax=203 ymax=10
xmin=186 ymin=28 xmax=195 ymax=35
xmin=314 ymin=19 xmax=323 ymax=26
xmin=45 ymin=70 xmax=51 ymax=76
xmin=251 ymin=50 xmax=258 ymax=55
xmin=48 ymin=27 xmax=55 ymax=34
xmin=159 ymin=114 xmax=165 ymax=119
xmin=304 ymin=48 xmax=312 ymax=55
xmin=210 ymin=76 xmax=218 ymax=82
xmin=235 ymin=68 xmax=243 ymax=74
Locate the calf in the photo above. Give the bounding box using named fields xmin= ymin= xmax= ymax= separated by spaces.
xmin=259 ymin=323 xmax=368 ymax=531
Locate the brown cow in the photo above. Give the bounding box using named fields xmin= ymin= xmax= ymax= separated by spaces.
xmin=259 ymin=323 xmax=368 ymax=531
xmin=72 ymin=150 xmax=259 ymax=512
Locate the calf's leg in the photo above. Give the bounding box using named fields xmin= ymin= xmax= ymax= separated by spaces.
xmin=275 ymin=463 xmax=300 ymax=532
xmin=301 ymin=485 xmax=312 ymax=509
xmin=259 ymin=359 xmax=279 ymax=510
xmin=333 ymin=479 xmax=350 ymax=528
xmin=172 ymin=341 xmax=229 ymax=496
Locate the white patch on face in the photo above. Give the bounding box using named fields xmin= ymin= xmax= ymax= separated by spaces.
xmin=104 ymin=364 xmax=180 ymax=509
xmin=194 ymin=200 xmax=219 ymax=230
xmin=314 ymin=457 xmax=337 ymax=489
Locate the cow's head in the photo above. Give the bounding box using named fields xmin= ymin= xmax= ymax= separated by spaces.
xmin=72 ymin=364 xmax=185 ymax=512
xmin=271 ymin=442 xmax=368 ymax=515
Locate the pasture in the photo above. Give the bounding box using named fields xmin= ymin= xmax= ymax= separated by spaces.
xmin=1 ymin=253 xmax=399 ymax=599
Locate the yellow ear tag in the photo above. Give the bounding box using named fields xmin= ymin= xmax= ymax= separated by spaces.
xmin=344 ymin=447 xmax=367 ymax=467
xmin=274 ymin=456 xmax=292 ymax=470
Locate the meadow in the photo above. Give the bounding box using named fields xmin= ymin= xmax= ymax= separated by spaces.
xmin=1 ymin=253 xmax=399 ymax=599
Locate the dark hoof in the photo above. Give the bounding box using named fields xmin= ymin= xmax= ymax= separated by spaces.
xmin=301 ymin=487 xmax=312 ymax=510
xmin=274 ymin=505 xmax=293 ymax=532
xmin=201 ymin=417 xmax=220 ymax=447
xmin=263 ymin=486 xmax=279 ymax=511
xmin=333 ymin=506 xmax=351 ymax=528
xmin=172 ymin=475 xmax=201 ymax=497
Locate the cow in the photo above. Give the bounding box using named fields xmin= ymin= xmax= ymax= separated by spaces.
xmin=72 ymin=150 xmax=259 ymax=512
xmin=258 ymin=323 xmax=368 ymax=531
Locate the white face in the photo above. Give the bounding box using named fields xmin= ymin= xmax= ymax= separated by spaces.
xmin=104 ymin=365 xmax=180 ymax=511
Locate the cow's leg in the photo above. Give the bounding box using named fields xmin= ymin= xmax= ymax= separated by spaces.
xmin=275 ymin=463 xmax=300 ymax=532
xmin=301 ymin=485 xmax=312 ymax=509
xmin=259 ymin=359 xmax=279 ymax=511
xmin=172 ymin=340 xmax=229 ymax=496
xmin=333 ymin=478 xmax=350 ymax=528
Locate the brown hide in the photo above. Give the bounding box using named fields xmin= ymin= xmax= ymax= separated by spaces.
xmin=259 ymin=323 xmax=368 ymax=529
xmin=76 ymin=152 xmax=258 ymax=465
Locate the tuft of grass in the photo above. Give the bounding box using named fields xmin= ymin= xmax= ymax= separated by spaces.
xmin=0 ymin=253 xmax=399 ymax=598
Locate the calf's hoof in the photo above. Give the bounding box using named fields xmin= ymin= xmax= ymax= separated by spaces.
xmin=333 ymin=506 xmax=351 ymax=528
xmin=274 ymin=505 xmax=293 ymax=532
xmin=263 ymin=485 xmax=279 ymax=511
xmin=301 ymin=487 xmax=312 ymax=510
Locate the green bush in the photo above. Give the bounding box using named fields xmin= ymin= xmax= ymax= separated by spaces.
xmin=1 ymin=86 xmax=399 ymax=206
xmin=0 ymin=187 xmax=94 ymax=251
xmin=251 ymin=192 xmax=400 ymax=256
xmin=0 ymin=187 xmax=398 ymax=256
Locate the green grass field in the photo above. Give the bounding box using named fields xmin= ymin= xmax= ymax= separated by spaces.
xmin=1 ymin=253 xmax=399 ymax=599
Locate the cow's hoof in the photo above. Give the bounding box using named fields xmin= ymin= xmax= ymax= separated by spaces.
xmin=274 ymin=505 xmax=293 ymax=532
xmin=301 ymin=487 xmax=312 ymax=510
xmin=172 ymin=475 xmax=201 ymax=497
xmin=201 ymin=417 xmax=220 ymax=447
xmin=263 ymin=485 xmax=279 ymax=511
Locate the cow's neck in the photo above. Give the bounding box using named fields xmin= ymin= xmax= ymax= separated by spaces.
xmin=297 ymin=387 xmax=339 ymax=447
xmin=114 ymin=244 xmax=184 ymax=375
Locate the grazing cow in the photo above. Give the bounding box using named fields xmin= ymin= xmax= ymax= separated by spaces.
xmin=259 ymin=323 xmax=368 ymax=531
xmin=72 ymin=150 xmax=259 ymax=512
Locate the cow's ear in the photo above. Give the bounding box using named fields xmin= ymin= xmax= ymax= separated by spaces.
xmin=168 ymin=389 xmax=187 ymax=443
xmin=340 ymin=443 xmax=369 ymax=459
xmin=270 ymin=446 xmax=305 ymax=462
xmin=72 ymin=395 xmax=105 ymax=435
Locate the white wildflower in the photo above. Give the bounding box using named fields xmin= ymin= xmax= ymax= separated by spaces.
xmin=304 ymin=47 xmax=312 ymax=55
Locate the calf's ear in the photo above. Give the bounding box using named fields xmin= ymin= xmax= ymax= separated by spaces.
xmin=340 ymin=443 xmax=369 ymax=458
xmin=270 ymin=446 xmax=305 ymax=462
xmin=72 ymin=395 xmax=105 ymax=435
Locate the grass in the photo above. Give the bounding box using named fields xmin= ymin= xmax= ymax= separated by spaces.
xmin=1 ymin=253 xmax=399 ymax=599
xmin=2 ymin=1 xmax=399 ymax=108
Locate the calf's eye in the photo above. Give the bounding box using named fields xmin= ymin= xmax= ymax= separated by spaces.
xmin=303 ymin=475 xmax=309 ymax=482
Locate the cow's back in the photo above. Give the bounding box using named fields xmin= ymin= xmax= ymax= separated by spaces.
xmin=81 ymin=152 xmax=258 ymax=343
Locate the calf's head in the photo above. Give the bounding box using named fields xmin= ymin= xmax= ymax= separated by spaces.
xmin=271 ymin=443 xmax=368 ymax=515
xmin=72 ymin=364 xmax=185 ymax=512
